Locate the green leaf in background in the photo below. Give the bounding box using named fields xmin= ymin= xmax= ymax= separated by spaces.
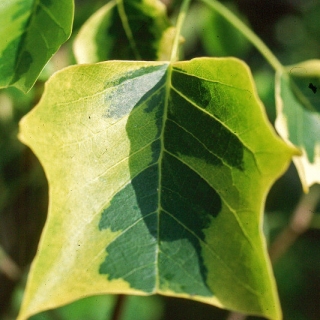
xmin=275 ymin=60 xmax=320 ymax=191
xmin=73 ymin=0 xmax=175 ymax=63
xmin=18 ymin=58 xmax=296 ymax=320
xmin=0 ymin=0 xmax=73 ymax=92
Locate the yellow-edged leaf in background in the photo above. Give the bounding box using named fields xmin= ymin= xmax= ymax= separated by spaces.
xmin=73 ymin=0 xmax=175 ymax=63
xmin=275 ymin=60 xmax=320 ymax=191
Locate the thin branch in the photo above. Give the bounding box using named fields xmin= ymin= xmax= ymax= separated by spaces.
xmin=170 ymin=0 xmax=191 ymax=62
xmin=0 ymin=247 xmax=22 ymax=281
xmin=47 ymin=309 xmax=65 ymax=320
xmin=111 ymin=294 xmax=126 ymax=320
xmin=268 ymin=183 xmax=320 ymax=264
xmin=226 ymin=311 xmax=247 ymax=320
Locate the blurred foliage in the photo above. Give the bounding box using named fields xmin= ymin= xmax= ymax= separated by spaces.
xmin=0 ymin=0 xmax=320 ymax=319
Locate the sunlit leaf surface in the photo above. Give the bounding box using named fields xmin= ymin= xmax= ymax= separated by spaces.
xmin=0 ymin=0 xmax=73 ymax=92
xmin=18 ymin=58 xmax=296 ymax=320
xmin=275 ymin=60 xmax=320 ymax=191
xmin=73 ymin=0 xmax=175 ymax=63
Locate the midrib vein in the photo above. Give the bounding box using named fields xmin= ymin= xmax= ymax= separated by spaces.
xmin=117 ymin=0 xmax=141 ymax=60
xmin=155 ymin=64 xmax=172 ymax=290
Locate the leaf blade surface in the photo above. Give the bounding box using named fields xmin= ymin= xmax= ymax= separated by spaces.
xmin=18 ymin=58 xmax=295 ymax=320
xmin=0 ymin=0 xmax=73 ymax=92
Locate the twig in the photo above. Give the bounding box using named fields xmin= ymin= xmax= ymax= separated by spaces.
xmin=268 ymin=184 xmax=320 ymax=264
xmin=111 ymin=294 xmax=126 ymax=320
xmin=47 ymin=309 xmax=65 ymax=320
xmin=170 ymin=0 xmax=191 ymax=62
xmin=0 ymin=247 xmax=22 ymax=281
xmin=226 ymin=311 xmax=247 ymax=320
